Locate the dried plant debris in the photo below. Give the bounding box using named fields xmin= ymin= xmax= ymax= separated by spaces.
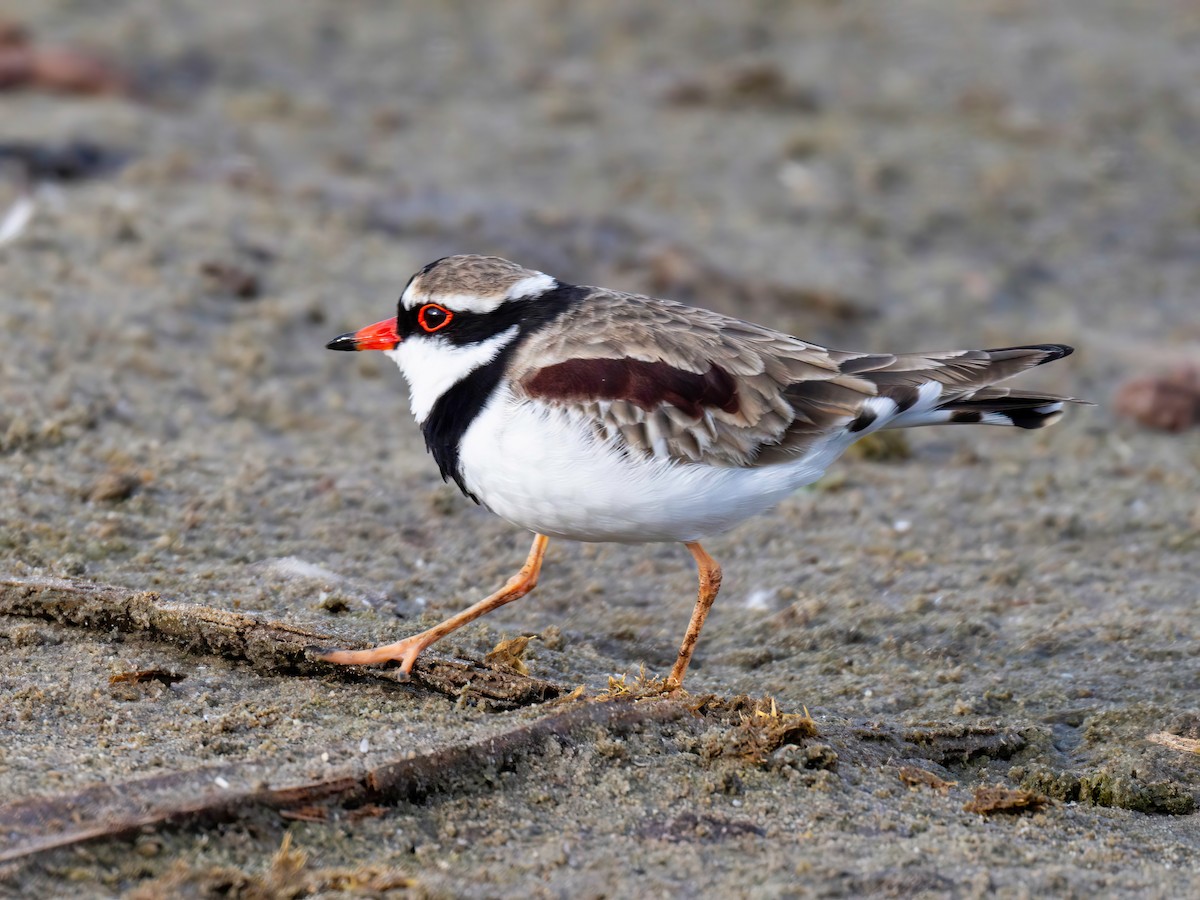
xmin=1075 ymin=773 xmax=1194 ymax=816
xmin=687 ymin=693 xmax=767 ymax=719
xmin=1013 ymin=766 xmax=1195 ymax=815
xmin=899 ymin=723 xmax=1028 ymax=765
xmin=1146 ymin=732 xmax=1200 ymax=755
xmin=278 ymin=805 xmax=329 ymax=823
xmin=279 ymin=803 xmax=390 ymax=824
xmin=897 ymin=765 xmax=956 ymax=794
xmin=964 ymin=784 xmax=1048 ymax=816
xmin=107 ymin=667 xmax=186 ymax=701
xmin=598 ymin=665 xmax=674 ymax=699
xmin=483 ymin=635 xmax=532 ymax=675
xmin=109 ymin=668 xmax=186 ymax=687
xmin=124 ymin=834 xmax=417 ymax=900
xmin=1114 ymin=365 xmax=1200 ymax=432
xmin=697 ymin=697 xmax=823 ymax=768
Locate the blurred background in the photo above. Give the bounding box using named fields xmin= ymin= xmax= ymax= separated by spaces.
xmin=1 ymin=1 xmax=1198 ymax=894
xmin=3 ymin=1 xmax=1198 ymax=440
xmin=2 ymin=0 xmax=1196 ymax=591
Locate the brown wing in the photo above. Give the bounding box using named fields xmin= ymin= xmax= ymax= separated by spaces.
xmin=509 ymin=289 xmax=876 ymax=466
xmin=510 ymin=288 xmax=1075 ymax=467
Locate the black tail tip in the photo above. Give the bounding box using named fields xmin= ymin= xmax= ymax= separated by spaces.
xmin=986 ymin=343 xmax=1075 ymax=362
xmin=1031 ymin=343 xmax=1074 ymax=361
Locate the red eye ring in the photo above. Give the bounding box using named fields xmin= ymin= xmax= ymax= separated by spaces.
xmin=417 ymin=303 xmax=453 ymax=333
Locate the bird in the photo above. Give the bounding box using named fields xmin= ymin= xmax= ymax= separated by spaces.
xmin=320 ymin=254 xmax=1082 ymax=689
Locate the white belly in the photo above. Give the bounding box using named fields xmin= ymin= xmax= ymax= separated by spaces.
xmin=456 ymin=386 xmax=843 ymax=543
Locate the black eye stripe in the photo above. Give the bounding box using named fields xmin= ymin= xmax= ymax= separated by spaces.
xmin=395 ymin=283 xmax=580 ymax=346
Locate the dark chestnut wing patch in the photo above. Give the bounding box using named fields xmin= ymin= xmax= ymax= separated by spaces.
xmin=524 ymin=357 xmax=740 ymax=419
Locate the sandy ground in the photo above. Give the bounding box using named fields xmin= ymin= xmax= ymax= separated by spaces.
xmin=1 ymin=1 xmax=1198 ymax=896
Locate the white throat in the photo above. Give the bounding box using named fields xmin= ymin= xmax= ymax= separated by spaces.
xmin=387 ymin=326 xmax=519 ymax=423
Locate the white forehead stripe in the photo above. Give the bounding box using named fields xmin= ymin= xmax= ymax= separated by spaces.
xmin=387 ymin=326 xmax=518 ymax=423
xmin=402 ymin=291 xmax=510 ymax=315
xmin=402 ymin=273 xmax=555 ymax=314
xmin=506 ymin=272 xmax=556 ymax=300
xmin=400 ymin=280 xmax=420 ymax=307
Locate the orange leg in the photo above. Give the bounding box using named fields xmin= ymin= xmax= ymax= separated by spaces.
xmin=318 ymin=533 xmax=550 ymax=673
xmin=667 ymin=541 xmax=723 ymax=690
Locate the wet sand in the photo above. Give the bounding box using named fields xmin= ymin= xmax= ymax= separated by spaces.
xmin=1 ymin=1 xmax=1198 ymax=896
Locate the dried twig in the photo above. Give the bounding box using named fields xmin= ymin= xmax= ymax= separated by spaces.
xmin=0 ymin=575 xmax=564 ymax=708
xmin=963 ymin=784 xmax=1048 ymax=816
xmin=897 ymin=765 xmax=956 ymax=794
xmin=0 ymin=698 xmax=684 ymax=863
xmin=1146 ymin=732 xmax=1200 ymax=755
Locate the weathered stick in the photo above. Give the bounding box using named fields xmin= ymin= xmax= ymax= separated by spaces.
xmin=0 ymin=698 xmax=685 ymax=863
xmin=0 ymin=575 xmax=565 ymax=708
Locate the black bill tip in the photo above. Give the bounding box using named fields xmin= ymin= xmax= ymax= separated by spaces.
xmin=326 ymin=332 xmax=359 ymax=351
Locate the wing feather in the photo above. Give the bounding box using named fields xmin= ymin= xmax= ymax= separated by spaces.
xmin=510 ymin=288 xmax=1076 ymax=467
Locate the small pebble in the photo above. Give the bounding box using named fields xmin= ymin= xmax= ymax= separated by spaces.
xmin=1114 ymin=365 xmax=1200 ymax=432
xmin=87 ymin=471 xmax=141 ymax=503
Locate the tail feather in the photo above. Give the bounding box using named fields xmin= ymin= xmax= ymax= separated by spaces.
xmin=855 ymin=344 xmax=1084 ymax=432
xmin=982 ymin=343 xmax=1074 ymax=362
xmin=940 ymin=395 xmax=1068 ymax=429
xmin=837 ymin=343 xmax=1074 ymax=388
xmin=886 ymin=397 xmax=1070 ymax=430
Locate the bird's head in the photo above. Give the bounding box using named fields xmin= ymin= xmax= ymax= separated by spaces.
xmin=326 ymin=255 xmax=565 ymax=422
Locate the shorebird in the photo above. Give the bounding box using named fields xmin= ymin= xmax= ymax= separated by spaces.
xmin=321 ymin=255 xmax=1081 ymax=688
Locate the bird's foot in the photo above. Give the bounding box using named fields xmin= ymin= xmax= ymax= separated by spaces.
xmin=314 ymin=635 xmax=427 ymax=674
